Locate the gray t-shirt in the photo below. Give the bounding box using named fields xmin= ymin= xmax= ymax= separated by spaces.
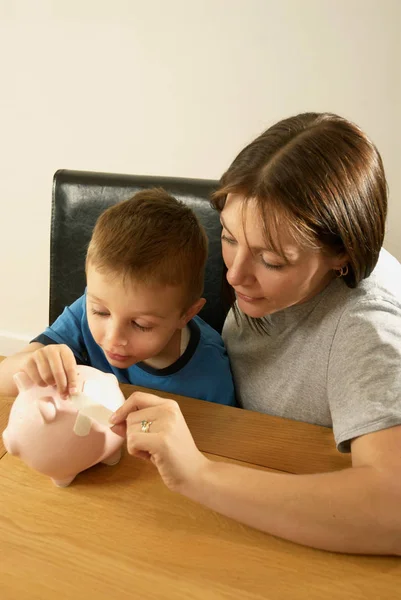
xmin=222 ymin=248 xmax=401 ymax=452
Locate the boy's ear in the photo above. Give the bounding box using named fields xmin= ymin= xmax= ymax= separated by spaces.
xmin=180 ymin=298 xmax=206 ymax=326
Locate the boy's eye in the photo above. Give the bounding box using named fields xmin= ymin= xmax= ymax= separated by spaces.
xmin=131 ymin=321 xmax=153 ymax=332
xmin=91 ymin=309 xmax=109 ymax=317
xmin=91 ymin=309 xmax=153 ymax=332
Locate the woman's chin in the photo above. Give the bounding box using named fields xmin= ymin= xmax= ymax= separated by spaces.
xmin=237 ymin=298 xmax=269 ymax=318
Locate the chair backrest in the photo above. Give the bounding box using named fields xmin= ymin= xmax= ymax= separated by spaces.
xmin=50 ymin=169 xmax=228 ymax=332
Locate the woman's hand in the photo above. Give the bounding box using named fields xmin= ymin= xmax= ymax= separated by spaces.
xmin=110 ymin=391 xmax=209 ymax=493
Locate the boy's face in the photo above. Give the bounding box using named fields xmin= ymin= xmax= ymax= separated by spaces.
xmin=86 ymin=265 xmax=200 ymax=368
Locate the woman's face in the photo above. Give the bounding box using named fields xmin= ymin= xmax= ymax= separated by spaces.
xmin=220 ymin=193 xmax=345 ymax=318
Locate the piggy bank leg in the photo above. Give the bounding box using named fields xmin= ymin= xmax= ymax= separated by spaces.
xmin=102 ymin=448 xmax=122 ymax=466
xmin=52 ymin=475 xmax=77 ymax=487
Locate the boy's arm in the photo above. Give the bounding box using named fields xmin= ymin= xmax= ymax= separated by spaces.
xmin=0 ymin=343 xmax=44 ymax=396
xmin=35 ymin=295 xmax=88 ymax=363
xmin=0 ymin=296 xmax=88 ymax=398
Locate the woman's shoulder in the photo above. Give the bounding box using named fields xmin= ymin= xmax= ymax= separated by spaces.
xmin=325 ymin=249 xmax=401 ymax=341
xmin=343 ymin=248 xmax=401 ymax=310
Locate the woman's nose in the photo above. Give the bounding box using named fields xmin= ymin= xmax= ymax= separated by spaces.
xmin=226 ymin=253 xmax=254 ymax=287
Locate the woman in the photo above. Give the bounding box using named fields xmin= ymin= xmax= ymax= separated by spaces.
xmin=110 ymin=113 xmax=401 ymax=555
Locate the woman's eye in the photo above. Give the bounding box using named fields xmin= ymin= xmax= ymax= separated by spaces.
xmin=261 ymin=258 xmax=284 ymax=271
xmin=221 ymin=234 xmax=236 ymax=245
xmin=132 ymin=321 xmax=153 ymax=332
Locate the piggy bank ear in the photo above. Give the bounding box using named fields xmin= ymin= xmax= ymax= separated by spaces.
xmin=36 ymin=396 xmax=57 ymax=423
xmin=13 ymin=371 xmax=34 ymax=392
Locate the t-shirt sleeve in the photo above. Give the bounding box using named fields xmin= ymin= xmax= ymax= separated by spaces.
xmin=31 ymin=294 xmax=88 ymax=364
xmin=327 ymin=297 xmax=401 ymax=453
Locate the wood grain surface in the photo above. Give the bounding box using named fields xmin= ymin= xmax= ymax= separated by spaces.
xmin=1 ymin=447 xmax=400 ymax=600
xmin=119 ymin=384 xmax=351 ymax=474
xmin=1 ymin=356 xmax=399 ymax=599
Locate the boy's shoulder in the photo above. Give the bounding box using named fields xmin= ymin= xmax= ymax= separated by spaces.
xmin=192 ymin=315 xmax=226 ymax=347
xmin=184 ymin=316 xmax=235 ymax=405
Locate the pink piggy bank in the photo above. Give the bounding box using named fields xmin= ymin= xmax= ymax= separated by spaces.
xmin=2 ymin=365 xmax=126 ymax=487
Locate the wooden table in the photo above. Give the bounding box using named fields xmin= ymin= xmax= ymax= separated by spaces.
xmin=1 ymin=382 xmax=400 ymax=599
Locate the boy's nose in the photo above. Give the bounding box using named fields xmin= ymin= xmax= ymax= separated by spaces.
xmin=106 ymin=323 xmax=128 ymax=347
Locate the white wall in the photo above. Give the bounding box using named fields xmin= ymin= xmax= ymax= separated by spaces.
xmin=0 ymin=0 xmax=400 ymax=354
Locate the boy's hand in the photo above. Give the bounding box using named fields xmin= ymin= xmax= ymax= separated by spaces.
xmin=19 ymin=344 xmax=78 ymax=399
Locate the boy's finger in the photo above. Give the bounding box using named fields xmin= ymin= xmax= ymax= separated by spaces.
xmin=60 ymin=346 xmax=78 ymax=395
xmin=47 ymin=350 xmax=68 ymax=398
xmin=23 ymin=361 xmax=49 ymax=388
xmin=34 ymin=351 xmax=56 ymax=387
xmin=110 ymin=391 xmax=170 ymax=424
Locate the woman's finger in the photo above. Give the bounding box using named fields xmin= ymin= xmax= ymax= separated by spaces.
xmin=109 ymin=422 xmax=127 ymax=438
xmin=125 ymin=428 xmax=161 ymax=458
xmin=125 ymin=407 xmax=159 ymax=430
xmin=132 ymin=450 xmax=152 ymax=461
xmin=110 ymin=391 xmax=174 ymax=424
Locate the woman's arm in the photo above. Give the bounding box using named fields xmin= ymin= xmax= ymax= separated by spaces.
xmin=111 ymin=393 xmax=401 ymax=555
xmin=185 ymin=426 xmax=401 ymax=554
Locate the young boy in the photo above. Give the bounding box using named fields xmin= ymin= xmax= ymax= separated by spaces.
xmin=0 ymin=189 xmax=235 ymax=406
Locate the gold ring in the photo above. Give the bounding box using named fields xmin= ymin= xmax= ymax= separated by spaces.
xmin=141 ymin=420 xmax=152 ymax=433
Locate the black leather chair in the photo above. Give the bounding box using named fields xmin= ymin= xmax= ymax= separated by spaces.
xmin=50 ymin=169 xmax=228 ymax=333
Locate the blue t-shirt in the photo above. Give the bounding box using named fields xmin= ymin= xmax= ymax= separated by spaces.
xmin=33 ymin=293 xmax=236 ymax=406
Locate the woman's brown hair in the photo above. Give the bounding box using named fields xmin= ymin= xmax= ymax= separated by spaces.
xmin=212 ymin=112 xmax=387 ymax=298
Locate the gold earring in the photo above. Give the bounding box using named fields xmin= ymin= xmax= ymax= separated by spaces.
xmin=335 ymin=264 xmax=349 ymax=278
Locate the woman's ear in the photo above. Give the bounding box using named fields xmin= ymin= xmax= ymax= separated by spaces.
xmin=180 ymin=298 xmax=206 ymax=326
xmin=330 ymin=251 xmax=349 ymax=271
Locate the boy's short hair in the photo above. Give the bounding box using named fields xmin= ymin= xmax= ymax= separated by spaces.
xmin=86 ymin=188 xmax=208 ymax=307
